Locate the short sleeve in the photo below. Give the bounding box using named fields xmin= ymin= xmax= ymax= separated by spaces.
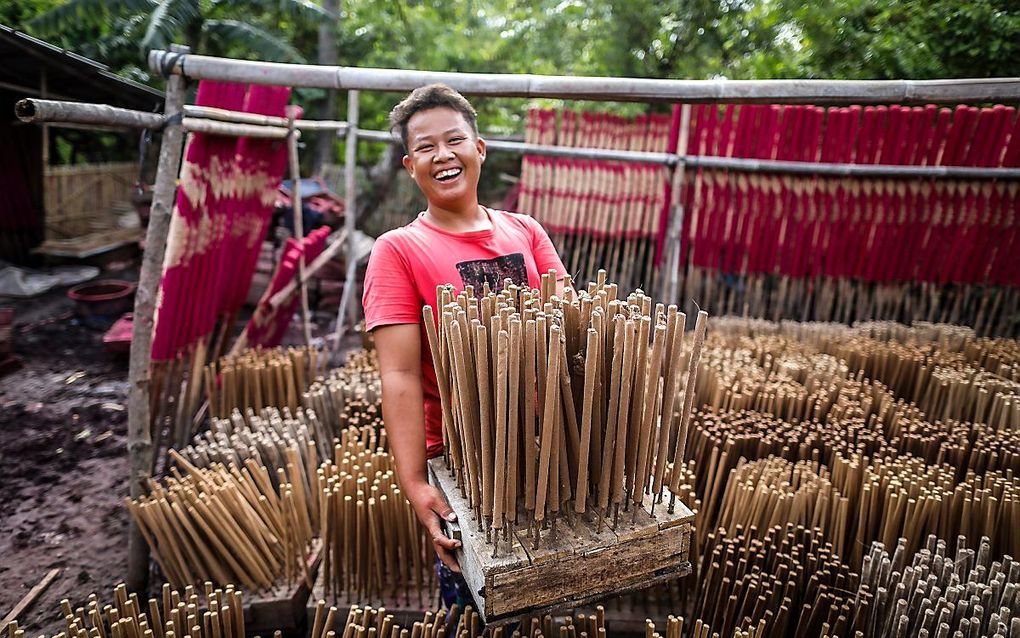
xmin=362 ymin=233 xmax=423 ymax=330
xmin=524 ymin=214 xmax=568 ymax=279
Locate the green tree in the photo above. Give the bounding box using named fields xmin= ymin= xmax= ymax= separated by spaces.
xmin=23 ymin=0 xmax=335 ymax=85
xmin=772 ymin=0 xmax=1020 ymax=79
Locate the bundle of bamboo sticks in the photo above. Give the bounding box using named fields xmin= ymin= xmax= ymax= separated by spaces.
xmin=694 ymin=523 xmax=858 ymax=638
xmin=14 ymin=582 xmax=249 ymax=638
xmin=426 ymin=272 xmax=708 ymax=550
xmin=205 ymin=346 xmax=326 ymax=419
xmin=303 ymin=350 xmax=382 ymax=442
xmin=519 ymin=109 xmax=673 ymax=293
xmin=680 ymin=104 xmax=1020 ymax=336
xmin=126 ymin=449 xmax=315 ymax=590
xmin=854 ymin=534 xmax=1020 ymax=638
xmin=179 ymin=407 xmax=326 ymax=474
xmin=317 ymin=425 xmax=433 ymax=604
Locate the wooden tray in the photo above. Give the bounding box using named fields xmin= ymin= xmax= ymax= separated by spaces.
xmin=243 ymin=540 xmax=321 ymax=633
xmin=427 ymin=459 xmax=694 ymax=625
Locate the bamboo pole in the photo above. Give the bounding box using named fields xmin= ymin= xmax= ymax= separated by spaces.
xmin=149 ymin=51 xmax=1020 ymax=105
xmin=126 ymin=43 xmax=190 ymax=593
xmin=287 ymin=109 xmax=314 ymax=350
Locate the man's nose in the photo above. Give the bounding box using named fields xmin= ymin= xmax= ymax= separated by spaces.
xmin=434 ymin=144 xmax=454 ymax=161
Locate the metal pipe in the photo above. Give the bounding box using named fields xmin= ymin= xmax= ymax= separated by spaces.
xmin=356 ymin=127 xmax=1020 ymax=179
xmin=150 ymin=50 xmax=1020 ymax=104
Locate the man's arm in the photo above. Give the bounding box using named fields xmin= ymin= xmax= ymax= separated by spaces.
xmin=374 ymin=323 xmax=463 ymax=571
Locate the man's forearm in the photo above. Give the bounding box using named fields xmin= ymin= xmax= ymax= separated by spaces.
xmin=380 ymin=369 xmax=429 ymax=490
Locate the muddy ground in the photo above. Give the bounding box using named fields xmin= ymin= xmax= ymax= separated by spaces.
xmin=1 ymin=288 xmax=132 ymax=636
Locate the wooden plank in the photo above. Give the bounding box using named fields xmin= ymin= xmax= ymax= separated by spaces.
xmin=1 ymin=568 xmax=61 ymax=630
xmin=488 ymin=526 xmax=690 ymax=620
xmin=428 ymin=460 xmax=529 ymax=605
xmin=244 ymin=540 xmax=321 ymax=633
xmin=428 ymin=459 xmax=694 ymax=625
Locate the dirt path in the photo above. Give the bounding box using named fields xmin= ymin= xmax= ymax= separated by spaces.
xmin=1 ymin=291 xmax=131 ymax=636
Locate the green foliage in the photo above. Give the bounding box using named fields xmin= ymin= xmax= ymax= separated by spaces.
xmin=4 ymin=0 xmax=1018 ymax=148
xmin=773 ymin=0 xmax=1020 ymax=79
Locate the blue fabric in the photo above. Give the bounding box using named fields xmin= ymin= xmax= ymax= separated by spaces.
xmin=436 ymin=555 xmax=474 ymax=637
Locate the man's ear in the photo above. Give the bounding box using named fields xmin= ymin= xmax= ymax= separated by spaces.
xmin=402 ymin=154 xmax=413 ymax=176
xmin=476 ymin=136 xmax=486 ymax=163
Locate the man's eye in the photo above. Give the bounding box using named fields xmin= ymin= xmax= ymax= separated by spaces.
xmin=417 ymin=145 xmax=433 ymax=152
xmin=449 ymin=137 xmax=464 ymax=143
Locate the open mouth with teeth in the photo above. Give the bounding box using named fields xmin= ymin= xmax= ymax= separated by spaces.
xmin=434 ymin=167 xmax=463 ymax=182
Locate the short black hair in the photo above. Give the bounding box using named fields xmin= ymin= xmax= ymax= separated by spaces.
xmin=389 ymin=83 xmax=478 ymax=151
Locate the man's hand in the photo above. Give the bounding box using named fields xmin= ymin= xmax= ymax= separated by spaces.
xmin=406 ymin=481 xmax=462 ymax=572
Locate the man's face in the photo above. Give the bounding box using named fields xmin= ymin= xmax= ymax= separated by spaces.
xmin=402 ymin=107 xmax=486 ymax=210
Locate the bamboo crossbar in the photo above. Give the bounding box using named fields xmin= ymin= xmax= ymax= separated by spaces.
xmin=19 ymin=98 xmax=1020 ymax=179
xmin=148 ymin=51 xmax=1020 ymax=105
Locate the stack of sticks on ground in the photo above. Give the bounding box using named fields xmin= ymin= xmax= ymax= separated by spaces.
xmin=205 ymin=346 xmax=327 ymax=419
xmin=127 ymin=443 xmax=317 ymax=591
xmin=319 ymin=599 xmax=761 ymax=638
xmin=711 ymin=452 xmax=1020 ymax=567
xmin=303 ymin=349 xmax=381 ymax=442
xmin=425 ymin=271 xmax=707 ymax=551
xmin=317 ymin=425 xmax=434 ymax=605
xmin=17 ymin=582 xmax=249 ymax=638
xmin=854 ymin=534 xmax=1020 ymax=638
xmin=178 ymin=406 xmax=327 ymax=475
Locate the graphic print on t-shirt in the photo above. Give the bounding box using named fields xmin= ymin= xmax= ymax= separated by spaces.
xmin=456 ymin=253 xmax=528 ymax=292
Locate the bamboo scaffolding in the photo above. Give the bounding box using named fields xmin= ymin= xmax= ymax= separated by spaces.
xmin=149 ymin=51 xmax=1020 ymax=105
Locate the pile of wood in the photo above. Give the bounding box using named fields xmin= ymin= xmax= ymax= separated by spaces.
xmin=427 ymin=271 xmax=707 ymax=551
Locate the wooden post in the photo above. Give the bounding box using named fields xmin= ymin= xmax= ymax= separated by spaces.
xmin=658 ymin=104 xmax=691 ymax=304
xmin=125 ymin=43 xmax=190 ymax=593
xmin=286 ymin=110 xmax=313 ymax=349
xmin=332 ymin=90 xmax=360 ymax=350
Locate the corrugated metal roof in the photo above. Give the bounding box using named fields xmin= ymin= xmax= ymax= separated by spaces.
xmin=0 ymin=24 xmax=163 ymax=111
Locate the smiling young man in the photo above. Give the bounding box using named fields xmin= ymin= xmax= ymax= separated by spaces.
xmin=362 ymin=84 xmax=566 ymax=603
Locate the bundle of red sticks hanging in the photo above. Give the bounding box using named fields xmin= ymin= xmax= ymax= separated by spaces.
xmin=517 ymin=109 xmax=673 ymax=295
xmin=245 ymin=225 xmax=330 ymax=348
xmin=516 ymin=104 xmax=1020 ymax=336
xmin=149 ymin=80 xmax=292 ymax=447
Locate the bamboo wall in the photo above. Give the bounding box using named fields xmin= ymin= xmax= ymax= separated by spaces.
xmin=43 ymin=161 xmax=137 ymax=239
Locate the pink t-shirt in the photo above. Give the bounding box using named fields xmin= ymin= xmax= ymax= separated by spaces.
xmin=363 ymin=207 xmax=566 ymax=457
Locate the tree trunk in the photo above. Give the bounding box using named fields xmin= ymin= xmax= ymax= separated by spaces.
xmin=314 ymin=0 xmax=339 ymax=173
